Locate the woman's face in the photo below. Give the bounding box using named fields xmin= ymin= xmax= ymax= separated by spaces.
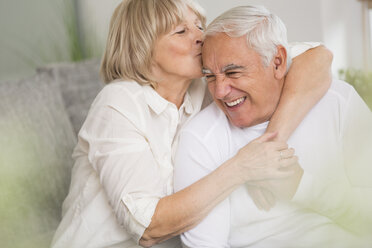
xmin=152 ymin=8 xmax=204 ymax=83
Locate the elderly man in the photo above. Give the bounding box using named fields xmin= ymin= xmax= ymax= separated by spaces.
xmin=174 ymin=5 xmax=372 ymax=248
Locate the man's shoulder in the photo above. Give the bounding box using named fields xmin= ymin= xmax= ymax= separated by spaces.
xmin=182 ymin=102 xmax=230 ymax=141
xmin=300 ymin=79 xmax=364 ymax=136
xmin=175 ymin=103 xmax=233 ymax=179
xmin=312 ymin=79 xmax=359 ymax=115
xmin=327 ymin=79 xmax=356 ymax=103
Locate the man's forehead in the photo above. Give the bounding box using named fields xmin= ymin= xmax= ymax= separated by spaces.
xmin=202 ymin=34 xmax=250 ymax=72
xmin=203 ymin=33 xmax=247 ymax=49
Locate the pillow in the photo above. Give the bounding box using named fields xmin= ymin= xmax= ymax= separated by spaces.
xmin=38 ymin=59 xmax=104 ymax=135
xmin=0 ymin=72 xmax=77 ymax=247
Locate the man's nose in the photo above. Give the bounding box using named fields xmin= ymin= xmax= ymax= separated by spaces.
xmin=214 ymin=75 xmax=231 ymax=100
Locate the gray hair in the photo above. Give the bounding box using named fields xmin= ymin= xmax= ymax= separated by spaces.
xmin=205 ymin=5 xmax=291 ymax=68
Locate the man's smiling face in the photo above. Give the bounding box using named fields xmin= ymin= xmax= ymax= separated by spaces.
xmin=202 ymin=33 xmax=283 ymax=128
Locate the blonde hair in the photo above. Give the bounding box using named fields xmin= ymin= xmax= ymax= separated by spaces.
xmin=100 ymin=0 xmax=206 ymax=85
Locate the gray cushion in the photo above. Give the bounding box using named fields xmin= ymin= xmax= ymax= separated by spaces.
xmin=0 ymin=72 xmax=77 ymax=247
xmin=38 ymin=59 xmax=104 ymax=134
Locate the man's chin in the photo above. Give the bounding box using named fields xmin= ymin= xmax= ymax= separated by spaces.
xmin=227 ymin=116 xmax=252 ymax=128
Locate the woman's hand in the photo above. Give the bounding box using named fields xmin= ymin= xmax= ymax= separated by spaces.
xmin=232 ymin=132 xmax=298 ymax=185
xmin=232 ymin=132 xmax=300 ymax=211
xmin=247 ymin=186 xmax=276 ymax=211
xmin=254 ymin=162 xmax=304 ymax=202
xmin=247 ymin=161 xmax=303 ymax=211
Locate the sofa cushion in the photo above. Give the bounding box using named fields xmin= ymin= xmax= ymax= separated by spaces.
xmin=38 ymin=59 xmax=104 ymax=135
xmin=0 ymin=72 xmax=77 ymax=247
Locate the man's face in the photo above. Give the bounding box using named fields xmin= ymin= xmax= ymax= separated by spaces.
xmin=202 ymin=33 xmax=283 ymax=128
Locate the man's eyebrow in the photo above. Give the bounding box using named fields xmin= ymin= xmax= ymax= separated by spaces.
xmin=222 ymin=64 xmax=245 ymax=72
xmin=202 ymin=68 xmax=212 ymax=74
xmin=202 ymin=65 xmax=245 ymax=74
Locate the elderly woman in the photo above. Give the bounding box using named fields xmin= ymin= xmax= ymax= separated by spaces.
xmin=52 ymin=0 xmax=332 ymax=247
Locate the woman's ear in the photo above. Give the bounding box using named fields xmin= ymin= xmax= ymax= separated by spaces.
xmin=273 ymin=45 xmax=287 ymax=80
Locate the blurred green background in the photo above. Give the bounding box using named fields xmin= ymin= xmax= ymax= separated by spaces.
xmin=0 ymin=0 xmax=371 ymax=247
xmin=339 ymin=68 xmax=372 ymax=110
xmin=0 ymin=0 xmax=103 ymax=81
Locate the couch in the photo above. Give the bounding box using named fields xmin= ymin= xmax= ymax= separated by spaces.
xmin=0 ymin=60 xmax=104 ymax=248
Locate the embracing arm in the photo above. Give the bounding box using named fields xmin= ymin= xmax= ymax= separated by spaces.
xmin=249 ymin=45 xmax=332 ymax=211
xmin=140 ymin=133 xmax=295 ymax=247
xmin=267 ymin=45 xmax=333 ymax=141
xmin=140 ymin=157 xmax=237 ymax=247
xmin=84 ymin=100 xmax=294 ymax=247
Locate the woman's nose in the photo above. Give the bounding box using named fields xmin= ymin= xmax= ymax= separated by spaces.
xmin=193 ymin=26 xmax=204 ymax=46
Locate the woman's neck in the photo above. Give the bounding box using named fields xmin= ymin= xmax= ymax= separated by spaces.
xmin=155 ymin=78 xmax=192 ymax=109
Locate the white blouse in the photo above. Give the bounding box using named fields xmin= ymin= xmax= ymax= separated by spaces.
xmin=51 ymin=42 xmax=320 ymax=248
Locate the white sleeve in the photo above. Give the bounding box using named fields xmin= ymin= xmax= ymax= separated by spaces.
xmin=174 ymin=130 xmax=230 ymax=248
xmin=293 ymin=86 xmax=372 ymax=235
xmin=289 ymin=42 xmax=321 ymax=58
xmin=80 ymin=106 xmax=165 ymax=243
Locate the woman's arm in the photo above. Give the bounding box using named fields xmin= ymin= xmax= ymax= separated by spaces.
xmin=139 ymin=133 xmax=297 ymax=247
xmin=266 ymin=45 xmax=333 ymax=141
xmin=85 ymin=102 xmax=296 ymax=247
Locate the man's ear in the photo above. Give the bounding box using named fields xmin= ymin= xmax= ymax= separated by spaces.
xmin=273 ymin=45 xmax=287 ymax=80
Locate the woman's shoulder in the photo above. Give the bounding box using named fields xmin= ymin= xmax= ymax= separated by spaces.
xmin=98 ymin=80 xmax=143 ymax=99
xmin=89 ymin=80 xmax=150 ymax=128
xmin=94 ymin=80 xmax=144 ymax=106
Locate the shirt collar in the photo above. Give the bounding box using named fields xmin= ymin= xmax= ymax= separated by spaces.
xmin=143 ymin=85 xmax=195 ymax=116
xmin=181 ymin=91 xmax=194 ymax=115
xmin=243 ymin=121 xmax=269 ymax=132
xmin=143 ymin=85 xmax=169 ymax=115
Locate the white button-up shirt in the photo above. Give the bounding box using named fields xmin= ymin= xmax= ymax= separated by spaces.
xmin=52 ymin=79 xmax=206 ymax=248
xmin=52 ymin=43 xmax=320 ymax=248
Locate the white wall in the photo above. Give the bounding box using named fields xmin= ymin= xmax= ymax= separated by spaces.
xmin=321 ymin=0 xmax=365 ymax=73
xmin=1 ymin=0 xmax=366 ymax=81
xmin=79 ymin=0 xmax=365 ymax=74
xmin=80 ymin=0 xmax=323 ymax=48
xmin=198 ymin=0 xmax=323 ymax=42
